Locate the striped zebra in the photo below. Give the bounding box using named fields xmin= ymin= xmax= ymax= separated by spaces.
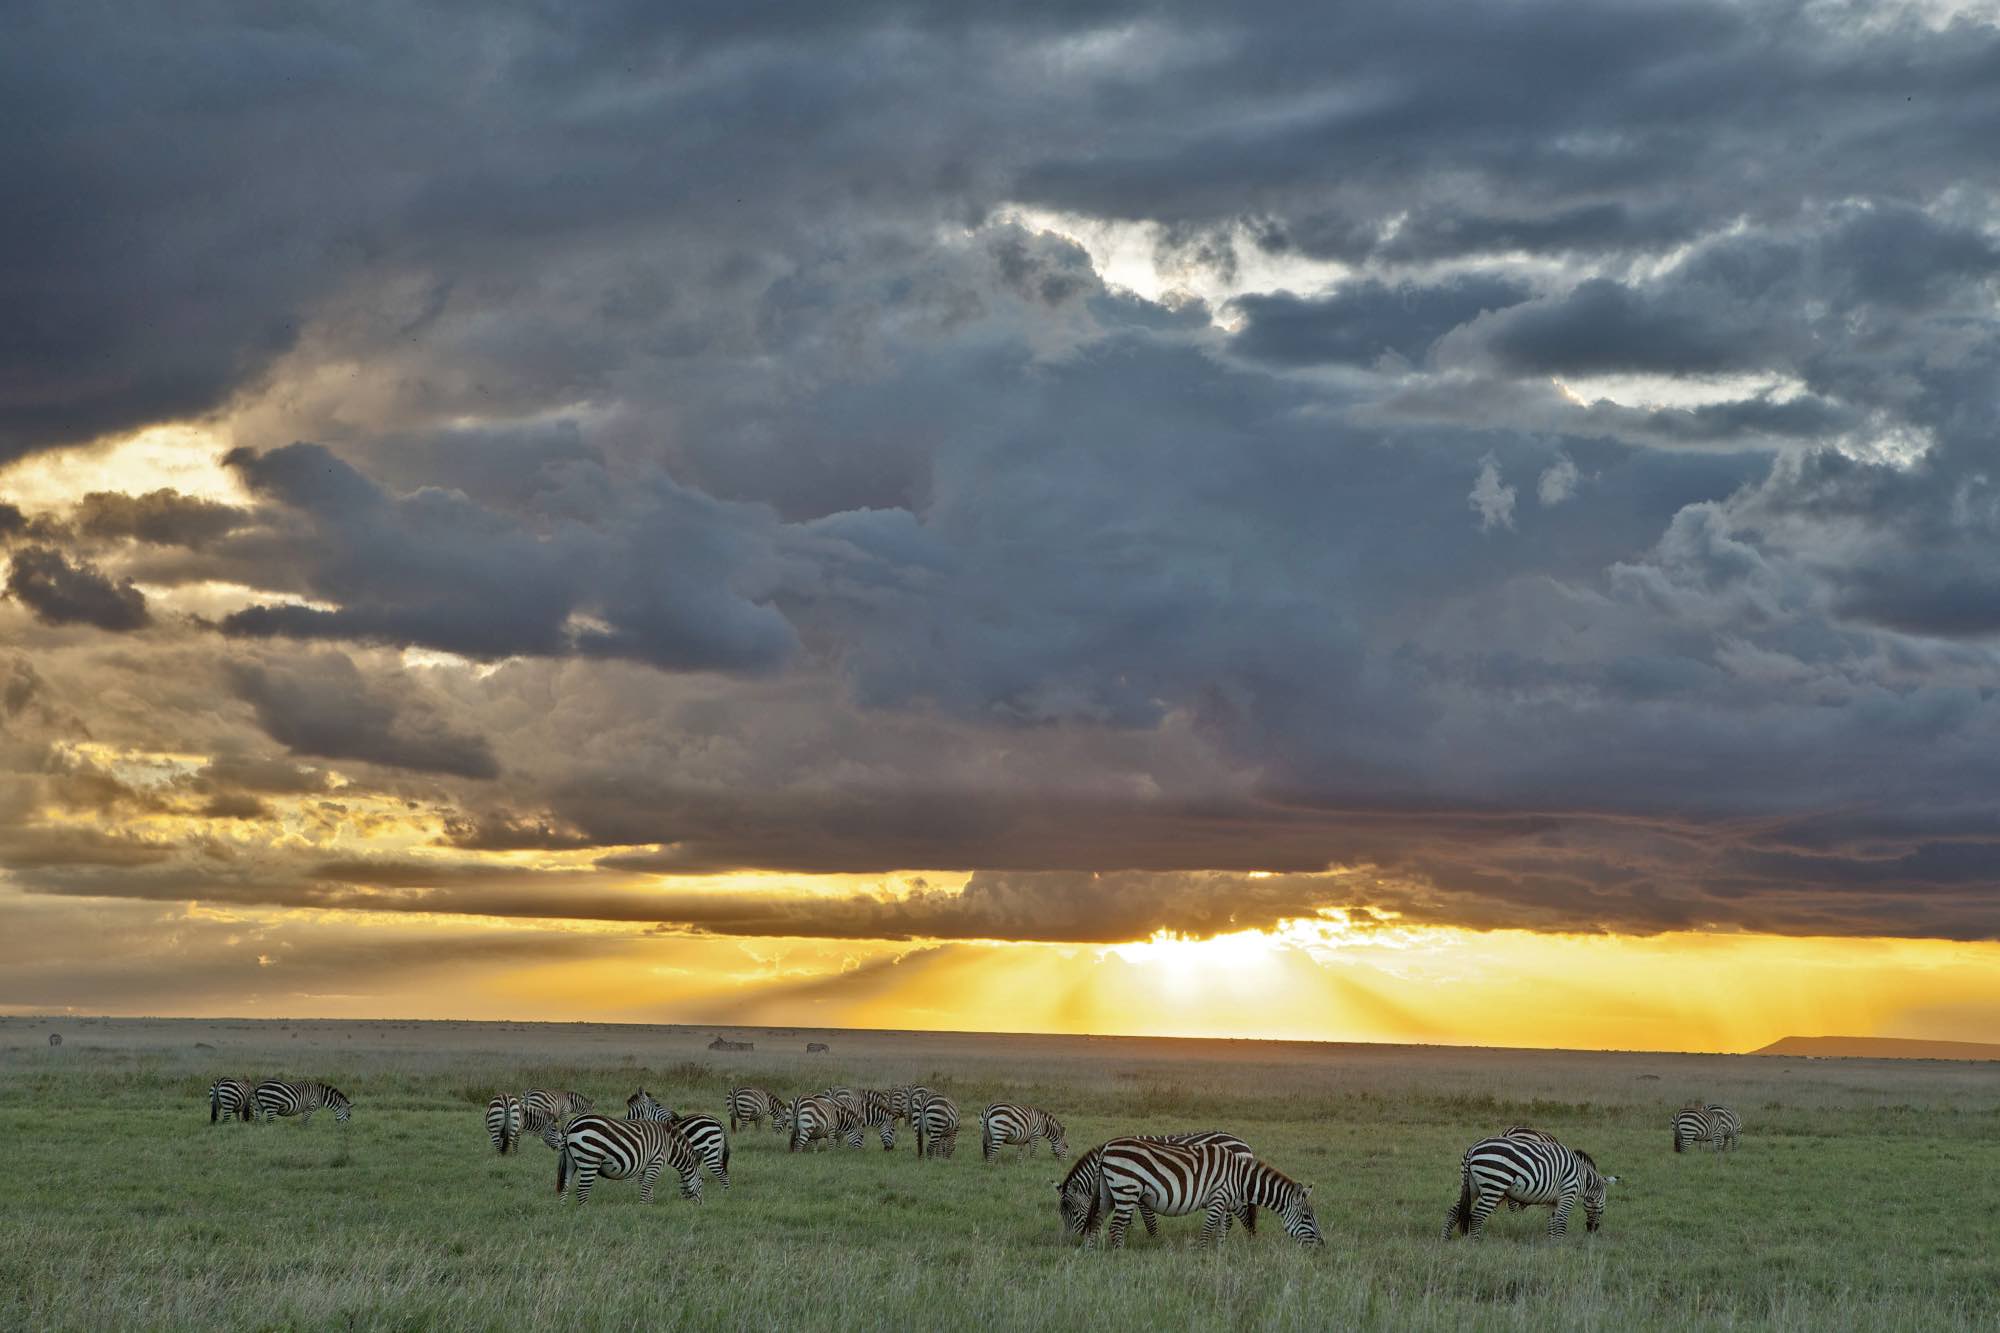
xmin=1673 ymin=1102 xmax=1742 ymax=1153
xmin=1095 ymin=1140 xmax=1322 ymax=1249
xmin=253 ymin=1079 xmax=352 ymax=1126
xmin=625 ymin=1093 xmax=732 ymax=1189
xmin=790 ymin=1094 xmax=863 ymax=1152
xmin=819 ymin=1086 xmax=862 ymax=1114
xmin=1058 ymin=1132 xmax=1253 ymax=1241
xmin=547 ymin=1114 xmax=703 ymax=1205
xmin=521 ymin=1089 xmax=593 ymax=1140
xmin=1442 ymin=1134 xmax=1616 ymax=1239
xmin=914 ymin=1094 xmax=960 ymax=1159
xmin=981 ymin=1102 xmax=1069 ymax=1163
xmin=485 ymin=1094 xmax=524 ymax=1153
xmin=851 ymin=1088 xmax=899 ymax=1149
xmin=727 ymin=1085 xmax=787 ymax=1133
xmin=1499 ymin=1126 xmax=1559 ymax=1212
xmin=208 ymin=1078 xmax=255 ymax=1124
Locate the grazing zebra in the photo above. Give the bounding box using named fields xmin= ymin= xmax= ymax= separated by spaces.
xmin=1442 ymin=1134 xmax=1616 ymax=1239
xmin=790 ymin=1094 xmax=863 ymax=1152
xmin=981 ymin=1103 xmax=1069 ymax=1162
xmin=485 ymin=1094 xmax=524 ymax=1153
xmin=520 ymin=1089 xmax=593 ymax=1139
xmin=208 ymin=1078 xmax=255 ymax=1124
xmin=548 ymin=1114 xmax=703 ymax=1205
xmin=728 ymin=1085 xmax=787 ymax=1133
xmin=1058 ymin=1132 xmax=1253 ymax=1241
xmin=1095 ymin=1141 xmax=1321 ymax=1249
xmin=253 ymin=1079 xmax=352 ymax=1126
xmin=1674 ymin=1102 xmax=1742 ymax=1153
xmin=1499 ymin=1126 xmax=1560 ymax=1212
xmin=914 ymin=1094 xmax=960 ymax=1159
xmin=625 ymin=1094 xmax=732 ymax=1189
xmin=850 ymin=1088 xmax=899 ymax=1149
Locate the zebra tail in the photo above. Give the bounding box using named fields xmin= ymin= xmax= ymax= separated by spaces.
xmin=1674 ymin=1131 xmax=1684 ymax=1154
xmin=1455 ymin=1166 xmax=1472 ymax=1235
xmin=721 ymin=1136 xmax=731 ymax=1170
xmin=210 ymin=1087 xmax=220 ymax=1123
xmin=556 ymin=1140 xmax=571 ymax=1197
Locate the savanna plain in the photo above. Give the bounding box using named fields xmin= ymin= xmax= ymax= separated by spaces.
xmin=2 ymin=1016 xmax=1995 ymax=1332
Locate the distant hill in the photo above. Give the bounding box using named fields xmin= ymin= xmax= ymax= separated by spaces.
xmin=1753 ymin=1035 xmax=2000 ymax=1062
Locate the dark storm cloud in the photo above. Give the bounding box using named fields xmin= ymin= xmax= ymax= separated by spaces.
xmin=8 ymin=0 xmax=2000 ymax=956
xmin=225 ymin=652 xmax=499 ymax=780
xmin=4 ymin=547 xmax=150 ymax=630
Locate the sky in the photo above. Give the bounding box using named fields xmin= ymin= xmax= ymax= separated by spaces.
xmin=6 ymin=0 xmax=2000 ymax=1051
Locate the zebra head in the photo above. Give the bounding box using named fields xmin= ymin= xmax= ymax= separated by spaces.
xmin=1575 ymin=1150 xmax=1613 ymax=1232
xmin=1282 ymin=1182 xmax=1324 ymax=1247
xmin=326 ymin=1087 xmax=352 ymax=1123
xmin=1045 ymin=1116 xmax=1070 ymax=1160
xmin=541 ymin=1117 xmax=568 ymax=1151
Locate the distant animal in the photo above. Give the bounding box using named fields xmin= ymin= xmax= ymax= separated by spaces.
xmin=708 ymin=1037 xmax=754 ymax=1052
xmin=547 ymin=1114 xmax=703 ymax=1205
xmin=253 ymin=1079 xmax=352 ymax=1126
xmin=914 ymin=1094 xmax=960 ymax=1159
xmin=805 ymin=1042 xmax=829 ymax=1053
xmin=520 ymin=1089 xmax=592 ymax=1141
xmin=1674 ymin=1102 xmax=1742 ymax=1153
xmin=208 ymin=1078 xmax=255 ymax=1124
xmin=48 ymin=1033 xmax=61 ymax=1048
xmin=1442 ymin=1134 xmax=1615 ymax=1239
xmin=727 ymin=1085 xmax=787 ymax=1133
xmin=790 ymin=1094 xmax=863 ymax=1152
xmin=1094 ymin=1140 xmax=1321 ymax=1249
xmin=485 ymin=1094 xmax=523 ymax=1153
xmin=626 ymin=1092 xmax=731 ymax=1189
xmin=1059 ymin=1132 xmax=1253 ymax=1241
xmin=982 ymin=1103 xmax=1069 ymax=1163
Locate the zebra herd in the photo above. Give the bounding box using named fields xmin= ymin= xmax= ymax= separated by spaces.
xmin=205 ymin=1071 xmax=1744 ymax=1248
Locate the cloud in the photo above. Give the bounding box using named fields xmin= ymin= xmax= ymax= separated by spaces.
xmin=4 ymin=546 xmax=150 ymax=630
xmin=224 ymin=651 xmax=499 ymax=780
xmin=1227 ymin=275 xmax=1531 ymax=368
xmin=1468 ymin=454 xmax=1516 ymax=531
xmin=1538 ymin=453 xmax=1579 ymax=506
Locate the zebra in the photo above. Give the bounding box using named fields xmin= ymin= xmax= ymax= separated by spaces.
xmin=790 ymin=1094 xmax=863 ymax=1152
xmin=547 ymin=1114 xmax=703 ymax=1205
xmin=625 ymin=1093 xmax=732 ymax=1189
xmin=914 ymin=1094 xmax=960 ymax=1159
xmin=1674 ymin=1102 xmax=1741 ymax=1153
xmin=1442 ymin=1134 xmax=1616 ymax=1239
xmin=728 ymin=1085 xmax=787 ymax=1133
xmin=981 ymin=1102 xmax=1069 ymax=1163
xmin=485 ymin=1094 xmax=524 ymax=1153
xmin=1095 ymin=1140 xmax=1322 ymax=1249
xmin=851 ymin=1088 xmax=899 ymax=1150
xmin=521 ymin=1089 xmax=593 ymax=1140
xmin=1499 ymin=1125 xmax=1560 ymax=1212
xmin=208 ymin=1078 xmax=255 ymax=1124
xmin=1058 ymin=1132 xmax=1253 ymax=1241
xmin=253 ymin=1079 xmax=352 ymax=1126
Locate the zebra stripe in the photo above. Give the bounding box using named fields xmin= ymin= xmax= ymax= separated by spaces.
xmin=789 ymin=1094 xmax=863 ymax=1152
xmin=624 ymin=1096 xmax=732 ymax=1189
xmin=1058 ymin=1132 xmax=1253 ymax=1240
xmin=485 ymin=1094 xmax=524 ymax=1153
xmin=253 ymin=1079 xmax=351 ymax=1126
xmin=1674 ymin=1102 xmax=1741 ymax=1153
xmin=727 ymin=1086 xmax=787 ymax=1133
xmin=981 ymin=1103 xmax=1069 ymax=1163
xmin=208 ymin=1078 xmax=255 ymax=1124
xmin=521 ymin=1089 xmax=593 ymax=1138
xmin=914 ymin=1094 xmax=960 ymax=1159
xmin=1443 ymin=1134 xmax=1616 ymax=1239
xmin=549 ymin=1114 xmax=703 ymax=1205
xmin=1500 ymin=1125 xmax=1560 ymax=1212
xmin=1096 ymin=1141 xmax=1321 ymax=1249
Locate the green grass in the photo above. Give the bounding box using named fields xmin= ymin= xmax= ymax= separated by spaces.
xmin=2 ymin=1020 xmax=1996 ymax=1330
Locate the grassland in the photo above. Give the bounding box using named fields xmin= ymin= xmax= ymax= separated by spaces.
xmin=2 ymin=1016 xmax=1996 ymax=1331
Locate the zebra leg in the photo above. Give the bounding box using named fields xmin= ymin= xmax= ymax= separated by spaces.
xmin=1466 ymin=1190 xmax=1503 ymax=1239
xmin=299 ymin=1107 xmax=314 ymax=1127
xmin=1198 ymin=1198 xmax=1231 ymax=1248
xmin=881 ymin=1125 xmax=895 ymax=1151
xmin=682 ymin=1164 xmax=704 ymax=1203
xmin=640 ymin=1156 xmax=664 ymax=1204
xmin=1548 ymin=1191 xmax=1575 ymax=1237
xmin=1106 ymin=1200 xmax=1135 ymax=1250
xmin=713 ymin=1155 xmax=730 ymax=1189
xmin=1141 ymin=1203 xmax=1159 ymax=1238
xmin=573 ymin=1163 xmax=599 ymax=1205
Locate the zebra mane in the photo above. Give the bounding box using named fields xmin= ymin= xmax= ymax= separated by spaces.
xmin=1056 ymin=1150 xmax=1095 ymax=1196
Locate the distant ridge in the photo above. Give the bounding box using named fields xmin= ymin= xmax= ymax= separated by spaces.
xmin=1753 ymin=1035 xmax=2000 ymax=1062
